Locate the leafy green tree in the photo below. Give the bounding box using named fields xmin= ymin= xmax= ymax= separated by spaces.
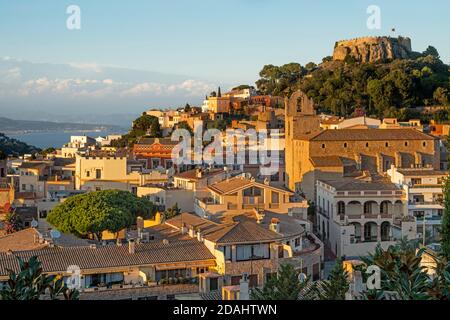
xmin=0 ymin=256 xmax=79 ymax=300
xmin=423 ymin=46 xmax=440 ymax=59
xmin=164 ymin=203 xmax=181 ymax=220
xmin=47 ymin=190 xmax=155 ymax=240
xmin=251 ymin=263 xmax=312 ymax=300
xmin=176 ymin=121 xmax=193 ymax=134
xmin=256 ymin=63 xmax=305 ymax=97
xmin=133 ymin=114 xmax=161 ymax=138
xmin=360 ymin=241 xmax=431 ymax=300
xmin=434 ymin=87 xmax=449 ymax=105
xmin=4 ymin=211 xmax=22 ymax=234
xmin=442 ymin=175 xmax=450 ymax=261
xmin=316 ymin=257 xmax=349 ymax=300
xmin=39 ymin=147 xmax=56 ymax=157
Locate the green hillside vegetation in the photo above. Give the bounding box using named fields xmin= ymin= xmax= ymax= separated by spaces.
xmin=256 ymin=46 xmax=450 ymax=120
xmin=110 ymin=113 xmax=162 ymax=148
xmin=0 ymin=133 xmax=41 ymax=156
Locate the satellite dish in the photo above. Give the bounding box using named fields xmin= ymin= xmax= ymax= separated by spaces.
xmin=50 ymin=229 xmax=61 ymax=239
xmin=298 ymin=273 xmax=307 ymax=283
xmin=30 ymin=219 xmax=38 ymax=228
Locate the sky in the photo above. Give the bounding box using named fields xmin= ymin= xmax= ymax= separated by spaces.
xmin=0 ymin=0 xmax=449 ymax=125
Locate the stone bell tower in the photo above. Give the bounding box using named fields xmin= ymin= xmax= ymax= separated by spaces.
xmin=285 ymin=91 xmax=321 ymax=191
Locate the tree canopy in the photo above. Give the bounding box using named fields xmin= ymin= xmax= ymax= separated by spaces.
xmin=255 ymin=47 xmax=450 ymax=119
xmin=47 ymin=190 xmax=155 ymax=240
xmin=110 ymin=114 xmax=162 ymax=148
xmin=251 ymin=263 xmax=312 ymax=300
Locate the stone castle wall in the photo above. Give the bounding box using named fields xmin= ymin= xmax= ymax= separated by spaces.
xmin=333 ymin=36 xmax=412 ymax=63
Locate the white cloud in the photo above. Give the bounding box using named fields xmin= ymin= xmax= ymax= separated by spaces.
xmin=69 ymin=63 xmax=103 ymax=73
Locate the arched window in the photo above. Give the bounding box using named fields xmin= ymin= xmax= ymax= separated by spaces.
xmin=380 ymin=201 xmax=390 ymax=214
xmin=364 ymin=222 xmax=377 ymax=242
xmin=364 ymin=201 xmax=377 ymax=214
xmin=381 ymin=222 xmax=391 ymax=241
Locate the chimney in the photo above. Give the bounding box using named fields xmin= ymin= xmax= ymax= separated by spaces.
xmin=239 ymin=274 xmax=250 ymax=300
xmin=270 ymin=218 xmax=280 ymax=233
xmin=128 ymin=239 xmax=135 ymax=254
xmin=197 ymin=230 xmax=202 ymax=242
xmin=181 ymin=223 xmax=188 ymax=235
xmin=196 ymin=168 xmax=203 ymax=178
xmin=254 ymin=208 xmax=265 ymax=224
xmin=116 ymin=238 xmax=123 ymax=246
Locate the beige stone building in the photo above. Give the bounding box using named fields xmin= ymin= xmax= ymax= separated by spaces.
xmin=75 ymin=155 xmax=168 ymax=193
xmin=316 ymin=175 xmax=417 ymax=257
xmin=284 ymin=91 xmax=440 ymax=200
xmin=155 ymin=212 xmax=323 ymax=288
xmin=195 ymin=174 xmax=308 ymax=218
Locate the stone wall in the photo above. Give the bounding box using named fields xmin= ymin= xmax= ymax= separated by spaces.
xmin=333 ymin=36 xmax=412 ymax=63
xmin=79 ymin=284 xmax=198 ymax=300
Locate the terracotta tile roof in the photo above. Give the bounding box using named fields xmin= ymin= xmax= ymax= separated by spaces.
xmin=0 ymin=239 xmax=215 ymax=277
xmin=208 ymin=177 xmax=254 ymax=194
xmin=320 ymin=176 xmax=401 ymax=192
xmin=208 ymin=176 xmax=293 ymax=195
xmin=230 ymin=211 xmax=305 ymax=239
xmin=202 ymin=220 xmax=281 ymax=244
xmin=174 ymin=169 xmax=224 ymax=181
xmin=0 ymin=229 xmax=47 ymax=252
xmin=135 ymin=137 xmax=179 ymax=146
xmin=18 ymin=162 xmax=48 ymax=169
xmin=310 ymin=156 xmax=344 ymax=167
xmin=396 ymin=169 xmax=448 ymax=177
xmin=308 ymin=129 xmax=436 ymax=141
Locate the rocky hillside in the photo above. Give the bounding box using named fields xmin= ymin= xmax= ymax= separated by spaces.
xmin=0 ymin=133 xmax=40 ymax=156
xmin=333 ymin=36 xmax=414 ymax=63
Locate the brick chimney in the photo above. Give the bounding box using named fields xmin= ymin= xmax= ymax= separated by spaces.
xmin=128 ymin=239 xmax=136 ymax=254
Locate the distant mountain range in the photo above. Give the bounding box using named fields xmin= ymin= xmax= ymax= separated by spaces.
xmin=0 ymin=117 xmax=126 ymax=135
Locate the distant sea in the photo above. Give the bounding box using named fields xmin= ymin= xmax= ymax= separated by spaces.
xmin=9 ymin=130 xmax=126 ymax=149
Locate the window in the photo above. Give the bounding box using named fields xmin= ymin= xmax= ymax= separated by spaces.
xmin=343 ymin=143 xmax=348 ymax=148
xmin=422 ymin=141 xmax=426 ymax=147
xmin=321 ymin=144 xmax=326 ymax=149
xmin=295 ymin=237 xmax=301 ymax=247
xmin=385 ymin=142 xmax=389 ymax=147
xmin=365 ymin=142 xmax=369 ymax=148
xmin=86 ymin=171 xmax=90 ymax=178
xmin=271 ymin=191 xmax=279 ymax=204
xmin=96 ymin=169 xmax=102 ymax=179
xmin=236 ymin=244 xmax=270 ymax=261
xmin=405 ymin=141 xmax=409 ymax=147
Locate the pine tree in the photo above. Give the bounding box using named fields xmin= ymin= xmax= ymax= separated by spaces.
xmin=317 ymin=258 xmax=349 ymax=300
xmin=251 ymin=263 xmax=311 ymax=300
xmin=164 ymin=203 xmax=181 ymax=220
xmin=442 ymin=165 xmax=450 ymax=260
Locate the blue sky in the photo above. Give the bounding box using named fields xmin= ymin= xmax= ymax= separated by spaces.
xmin=0 ymin=0 xmax=449 ymax=124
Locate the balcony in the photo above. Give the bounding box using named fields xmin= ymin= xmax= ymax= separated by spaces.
xmin=408 ymin=201 xmax=444 ymax=210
